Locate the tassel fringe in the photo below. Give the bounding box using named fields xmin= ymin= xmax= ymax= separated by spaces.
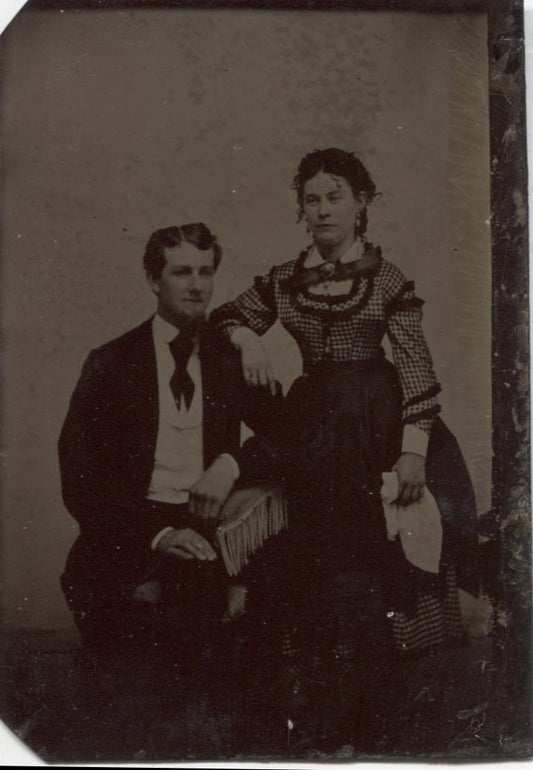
xmin=215 ymin=485 xmax=288 ymax=576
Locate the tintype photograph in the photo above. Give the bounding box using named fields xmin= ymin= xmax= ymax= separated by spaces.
xmin=0 ymin=0 xmax=530 ymax=764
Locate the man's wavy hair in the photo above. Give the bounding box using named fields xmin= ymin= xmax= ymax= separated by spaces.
xmin=143 ymin=223 xmax=222 ymax=280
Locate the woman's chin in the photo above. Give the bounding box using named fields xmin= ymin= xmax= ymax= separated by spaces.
xmin=314 ymin=235 xmax=338 ymax=249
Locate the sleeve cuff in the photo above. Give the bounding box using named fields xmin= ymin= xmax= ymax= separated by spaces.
xmin=151 ymin=526 xmax=175 ymax=552
xmin=219 ymin=453 xmax=240 ymax=480
xmin=401 ymin=425 xmax=429 ymax=457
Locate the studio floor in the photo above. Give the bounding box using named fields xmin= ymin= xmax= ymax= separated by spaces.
xmin=1 ymin=604 xmax=529 ymax=765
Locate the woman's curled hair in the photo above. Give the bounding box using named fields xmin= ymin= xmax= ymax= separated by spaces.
xmin=292 ymin=148 xmax=378 ymax=237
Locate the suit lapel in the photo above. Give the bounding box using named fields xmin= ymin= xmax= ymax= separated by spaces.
xmin=124 ymin=318 xmax=159 ymax=460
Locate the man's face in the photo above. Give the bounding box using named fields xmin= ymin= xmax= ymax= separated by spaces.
xmin=148 ymin=242 xmax=215 ymax=327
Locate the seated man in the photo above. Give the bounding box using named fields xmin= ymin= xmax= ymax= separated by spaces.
xmin=58 ymin=223 xmax=280 ymax=651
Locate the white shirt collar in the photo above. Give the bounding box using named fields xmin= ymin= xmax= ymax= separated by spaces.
xmin=304 ymin=239 xmax=362 ymax=268
xmin=152 ymin=312 xmax=181 ymax=344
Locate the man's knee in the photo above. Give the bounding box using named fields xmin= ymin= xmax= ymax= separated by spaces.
xmin=71 ymin=597 xmax=166 ymax=651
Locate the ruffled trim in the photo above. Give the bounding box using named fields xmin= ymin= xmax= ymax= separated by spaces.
xmin=403 ymin=383 xmax=442 ymax=410
xmin=289 ymin=244 xmax=383 ymax=319
xmin=252 ymin=272 xmax=276 ymax=309
xmin=403 ymin=404 xmax=442 ymax=424
xmin=385 ymin=280 xmax=425 ymax=317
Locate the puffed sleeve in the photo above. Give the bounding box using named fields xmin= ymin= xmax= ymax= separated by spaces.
xmin=210 ymin=267 xmax=279 ymax=338
xmin=382 ymin=263 xmax=441 ymax=438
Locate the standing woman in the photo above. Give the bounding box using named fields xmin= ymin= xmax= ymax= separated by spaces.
xmin=211 ymin=148 xmax=477 ymax=752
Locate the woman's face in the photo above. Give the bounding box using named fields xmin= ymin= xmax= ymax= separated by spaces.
xmin=302 ymin=171 xmax=366 ymax=258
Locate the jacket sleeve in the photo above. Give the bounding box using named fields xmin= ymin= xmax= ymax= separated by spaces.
xmin=58 ymin=350 xmax=115 ymax=524
xmin=58 ymin=349 xmax=171 ymax=545
xmin=210 ymin=267 xmax=279 ymax=339
xmin=383 ymin=265 xmax=441 ymax=436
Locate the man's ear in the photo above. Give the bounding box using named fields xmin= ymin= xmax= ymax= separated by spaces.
xmin=146 ymin=273 xmax=160 ymax=295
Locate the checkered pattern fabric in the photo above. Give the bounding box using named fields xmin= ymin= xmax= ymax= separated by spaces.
xmin=390 ymin=566 xmax=465 ymax=652
xmin=211 ymin=249 xmax=440 ymax=432
xmin=279 ymin=568 xmax=465 ymax=660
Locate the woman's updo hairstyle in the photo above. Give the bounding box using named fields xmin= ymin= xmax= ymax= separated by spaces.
xmin=292 ymin=148 xmax=378 ymax=238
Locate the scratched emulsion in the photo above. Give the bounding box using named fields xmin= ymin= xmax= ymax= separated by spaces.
xmin=1 ymin=2 xmax=528 ymax=762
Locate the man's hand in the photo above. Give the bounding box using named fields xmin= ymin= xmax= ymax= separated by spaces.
xmin=392 ymin=452 xmax=426 ymax=506
xmin=155 ymin=527 xmax=217 ymax=561
xmin=189 ymin=455 xmax=236 ymax=519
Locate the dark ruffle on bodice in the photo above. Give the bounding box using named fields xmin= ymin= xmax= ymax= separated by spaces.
xmin=210 ymin=243 xmax=441 ymax=428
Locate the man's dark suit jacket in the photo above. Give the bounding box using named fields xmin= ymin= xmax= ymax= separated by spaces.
xmin=58 ymin=317 xmax=278 ymax=614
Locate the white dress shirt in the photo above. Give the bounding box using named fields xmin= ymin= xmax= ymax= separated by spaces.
xmin=147 ymin=313 xmax=239 ymax=549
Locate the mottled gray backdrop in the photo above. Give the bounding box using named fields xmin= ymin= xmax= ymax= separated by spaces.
xmin=1 ymin=7 xmax=490 ymax=631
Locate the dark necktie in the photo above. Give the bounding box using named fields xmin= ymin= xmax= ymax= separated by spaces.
xmin=169 ymin=333 xmax=195 ymax=410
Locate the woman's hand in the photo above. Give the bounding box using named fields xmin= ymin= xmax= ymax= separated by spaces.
xmin=231 ymin=327 xmax=276 ymax=395
xmin=392 ymin=452 xmax=426 ymax=506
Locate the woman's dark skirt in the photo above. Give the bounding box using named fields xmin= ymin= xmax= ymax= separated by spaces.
xmin=271 ymin=357 xmax=477 ymax=655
